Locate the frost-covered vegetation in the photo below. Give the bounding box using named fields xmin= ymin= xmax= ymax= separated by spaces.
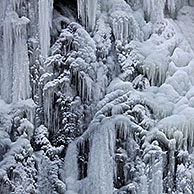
xmin=1 ymin=0 xmax=194 ymax=193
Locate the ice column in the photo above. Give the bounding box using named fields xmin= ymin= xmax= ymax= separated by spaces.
xmin=38 ymin=0 xmax=53 ymax=57
xmin=1 ymin=11 xmax=31 ymax=103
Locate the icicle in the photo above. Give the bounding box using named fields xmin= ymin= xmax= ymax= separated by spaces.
xmin=143 ymin=0 xmax=165 ymax=23
xmin=77 ymin=0 xmax=98 ymax=31
xmin=109 ymin=0 xmax=143 ymax=42
xmin=12 ymin=17 xmax=31 ymax=102
xmin=77 ymin=71 xmax=93 ymax=103
xmin=115 ymin=117 xmax=131 ymax=140
xmin=38 ymin=0 xmax=53 ymax=57
xmin=1 ymin=10 xmax=31 ymax=103
xmin=11 ymin=0 xmax=25 ymax=12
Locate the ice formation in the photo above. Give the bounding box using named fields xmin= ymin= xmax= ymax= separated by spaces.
xmin=1 ymin=0 xmax=194 ymax=194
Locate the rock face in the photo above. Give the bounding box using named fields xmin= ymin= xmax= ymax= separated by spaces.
xmin=1 ymin=0 xmax=194 ymax=193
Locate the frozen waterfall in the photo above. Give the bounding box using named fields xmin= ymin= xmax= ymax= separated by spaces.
xmin=0 ymin=0 xmax=194 ymax=194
